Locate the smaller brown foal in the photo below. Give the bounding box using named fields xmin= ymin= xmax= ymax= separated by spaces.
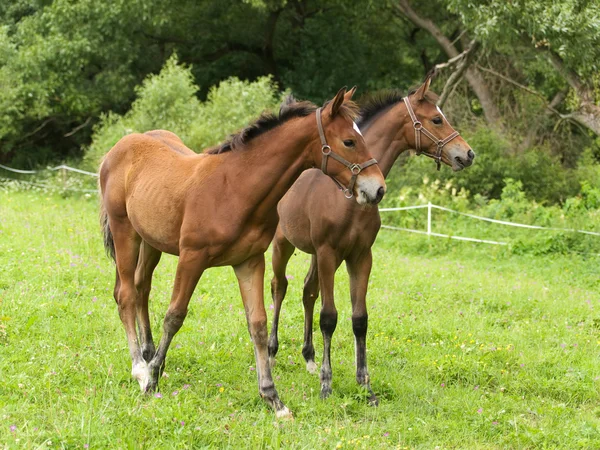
xmin=99 ymin=88 xmax=386 ymax=418
xmin=268 ymin=75 xmax=475 ymax=404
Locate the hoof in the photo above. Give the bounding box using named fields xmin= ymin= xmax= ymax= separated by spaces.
xmin=368 ymin=395 xmax=379 ymax=407
xmin=131 ymin=361 xmax=150 ymax=392
xmin=269 ymin=356 xmax=277 ymax=368
xmin=275 ymin=406 xmax=293 ymax=420
xmin=306 ymin=361 xmax=318 ymax=374
xmin=320 ymin=385 xmax=332 ymax=399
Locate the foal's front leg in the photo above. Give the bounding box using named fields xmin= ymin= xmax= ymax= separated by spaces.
xmin=144 ymin=249 xmax=206 ymax=392
xmin=316 ymin=248 xmax=340 ymax=399
xmin=346 ymin=250 xmax=378 ymax=405
xmin=234 ymin=254 xmax=291 ymax=418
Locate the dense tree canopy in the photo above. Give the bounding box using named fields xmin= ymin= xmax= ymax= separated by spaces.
xmin=0 ymin=0 xmax=598 ymax=204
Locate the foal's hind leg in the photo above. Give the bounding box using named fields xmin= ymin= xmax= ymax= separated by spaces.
xmin=316 ymin=248 xmax=341 ymax=399
xmin=235 ymin=254 xmax=291 ymax=418
xmin=302 ymin=254 xmax=320 ymax=374
xmin=109 ymin=218 xmax=148 ymax=389
xmin=346 ymin=250 xmax=378 ymax=405
xmin=134 ymin=241 xmax=162 ymax=362
xmin=268 ymin=227 xmax=296 ymax=366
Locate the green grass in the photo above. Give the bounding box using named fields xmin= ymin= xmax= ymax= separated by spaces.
xmin=1 ymin=191 xmax=600 ymax=449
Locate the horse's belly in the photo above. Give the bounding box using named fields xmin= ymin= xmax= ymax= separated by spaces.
xmin=126 ymin=186 xmax=184 ymax=255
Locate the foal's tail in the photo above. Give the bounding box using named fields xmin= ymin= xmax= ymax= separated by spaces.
xmin=98 ymin=159 xmax=116 ymax=263
xmin=100 ymin=203 xmax=116 ymax=262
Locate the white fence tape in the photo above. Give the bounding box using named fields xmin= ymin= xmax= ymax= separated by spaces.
xmin=0 ymin=163 xmax=98 ymax=177
xmin=379 ymin=202 xmax=600 ymax=245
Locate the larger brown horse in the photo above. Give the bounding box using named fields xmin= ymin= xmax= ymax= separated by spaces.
xmin=268 ymin=75 xmax=475 ymax=404
xmin=99 ymin=88 xmax=386 ymax=418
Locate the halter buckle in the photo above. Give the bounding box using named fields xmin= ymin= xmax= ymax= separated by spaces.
xmin=321 ymin=144 xmax=331 ymax=155
xmin=343 ymin=188 xmax=353 ymax=199
xmin=413 ymin=121 xmax=423 ymax=131
xmin=349 ymin=164 xmax=361 ymax=175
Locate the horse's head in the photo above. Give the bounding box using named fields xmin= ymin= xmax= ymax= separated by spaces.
xmin=402 ymin=74 xmax=475 ymax=171
xmin=315 ymin=87 xmax=386 ymax=205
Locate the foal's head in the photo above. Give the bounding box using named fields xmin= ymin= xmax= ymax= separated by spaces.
xmin=313 ymin=87 xmax=386 ymax=205
xmin=402 ymin=75 xmax=475 ymax=171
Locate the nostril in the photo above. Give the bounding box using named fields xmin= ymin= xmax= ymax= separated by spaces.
xmin=375 ymin=186 xmax=385 ymax=203
xmin=467 ymin=149 xmax=475 ymax=160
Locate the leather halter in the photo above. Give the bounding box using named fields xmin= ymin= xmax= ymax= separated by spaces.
xmin=316 ymin=107 xmax=378 ymax=199
xmin=403 ymin=96 xmax=460 ymax=171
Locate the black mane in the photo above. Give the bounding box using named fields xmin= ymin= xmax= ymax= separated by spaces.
xmin=206 ymin=95 xmax=318 ymax=154
xmin=356 ymin=88 xmax=439 ymax=128
xmin=356 ymin=90 xmax=404 ymax=128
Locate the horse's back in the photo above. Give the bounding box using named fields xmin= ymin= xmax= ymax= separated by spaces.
xmin=144 ymin=130 xmax=197 ymax=156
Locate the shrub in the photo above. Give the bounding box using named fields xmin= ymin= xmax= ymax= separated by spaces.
xmin=83 ymin=55 xmax=282 ymax=170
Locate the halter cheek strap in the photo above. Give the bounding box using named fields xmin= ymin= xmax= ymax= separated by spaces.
xmin=316 ymin=107 xmax=378 ymax=199
xmin=403 ymin=97 xmax=460 ymax=171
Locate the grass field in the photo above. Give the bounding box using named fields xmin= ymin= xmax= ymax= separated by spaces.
xmin=1 ymin=190 xmax=600 ymax=449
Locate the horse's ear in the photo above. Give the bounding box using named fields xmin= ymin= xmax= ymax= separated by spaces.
xmin=329 ymin=86 xmax=347 ymax=117
xmin=344 ymin=86 xmax=357 ymax=102
xmin=415 ymin=70 xmax=436 ymax=100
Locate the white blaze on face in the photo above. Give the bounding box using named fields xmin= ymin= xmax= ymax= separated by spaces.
xmin=436 ymin=105 xmax=448 ymax=122
xmin=353 ymin=121 xmax=363 ymax=136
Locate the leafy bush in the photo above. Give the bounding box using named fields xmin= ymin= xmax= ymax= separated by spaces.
xmin=83 ymin=55 xmax=282 ymax=170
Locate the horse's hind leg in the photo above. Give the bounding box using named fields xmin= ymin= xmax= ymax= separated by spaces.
xmin=235 ymin=254 xmax=291 ymax=418
xmin=346 ymin=250 xmax=378 ymax=406
xmin=109 ymin=217 xmax=149 ymax=390
xmin=302 ymin=254 xmax=320 ymax=374
xmin=134 ymin=241 xmax=162 ymax=362
xmin=268 ymin=227 xmax=296 ymax=366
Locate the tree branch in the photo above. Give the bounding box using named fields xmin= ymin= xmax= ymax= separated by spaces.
xmin=475 ymin=64 xmax=567 ymax=119
xmin=438 ymin=41 xmax=479 ymax=107
xmin=63 ymin=117 xmax=92 ymax=137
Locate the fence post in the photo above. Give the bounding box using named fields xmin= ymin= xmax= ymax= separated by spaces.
xmin=61 ymin=167 xmax=67 ymax=190
xmin=427 ymin=202 xmax=432 ymax=238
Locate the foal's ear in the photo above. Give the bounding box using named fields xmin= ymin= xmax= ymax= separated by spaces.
xmin=415 ymin=70 xmax=435 ymax=101
xmin=343 ymin=86 xmax=357 ymax=102
xmin=329 ymin=86 xmax=347 ymax=117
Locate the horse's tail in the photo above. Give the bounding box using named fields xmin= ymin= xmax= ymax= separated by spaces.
xmin=100 ymin=203 xmax=115 ymax=262
xmin=98 ymin=160 xmax=116 ymax=262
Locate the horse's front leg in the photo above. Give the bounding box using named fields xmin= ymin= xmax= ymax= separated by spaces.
xmin=145 ymin=249 xmax=206 ymax=392
xmin=346 ymin=250 xmax=378 ymax=405
xmin=234 ymin=253 xmax=291 ymax=419
xmin=316 ymin=248 xmax=340 ymax=399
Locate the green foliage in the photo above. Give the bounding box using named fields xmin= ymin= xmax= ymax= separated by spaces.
xmin=2 ymin=191 xmax=600 ymax=447
xmin=84 ymin=56 xmax=282 ymax=170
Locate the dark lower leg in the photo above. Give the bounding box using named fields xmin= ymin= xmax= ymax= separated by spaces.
xmin=319 ymin=308 xmax=337 ymax=398
xmin=347 ymin=252 xmax=378 ymax=405
xmin=301 ymin=255 xmax=319 ymax=370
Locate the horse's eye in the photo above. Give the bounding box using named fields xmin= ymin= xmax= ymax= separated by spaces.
xmin=343 ymin=139 xmax=355 ymax=148
xmin=432 ymin=117 xmax=443 ymax=125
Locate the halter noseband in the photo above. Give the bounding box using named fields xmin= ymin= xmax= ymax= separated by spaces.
xmin=316 ymin=107 xmax=378 ymax=199
xmin=402 ymin=96 xmax=460 ymax=171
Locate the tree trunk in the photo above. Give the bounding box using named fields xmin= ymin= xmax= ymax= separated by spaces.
xmin=393 ymin=0 xmax=502 ymax=127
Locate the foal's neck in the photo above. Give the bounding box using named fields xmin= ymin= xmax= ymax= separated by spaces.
xmin=226 ymin=118 xmax=317 ymax=218
xmin=363 ymin=102 xmax=411 ymax=178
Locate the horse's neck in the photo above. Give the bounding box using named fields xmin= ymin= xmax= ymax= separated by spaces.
xmin=364 ymin=103 xmax=411 ymax=178
xmin=225 ymin=124 xmax=314 ymax=217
